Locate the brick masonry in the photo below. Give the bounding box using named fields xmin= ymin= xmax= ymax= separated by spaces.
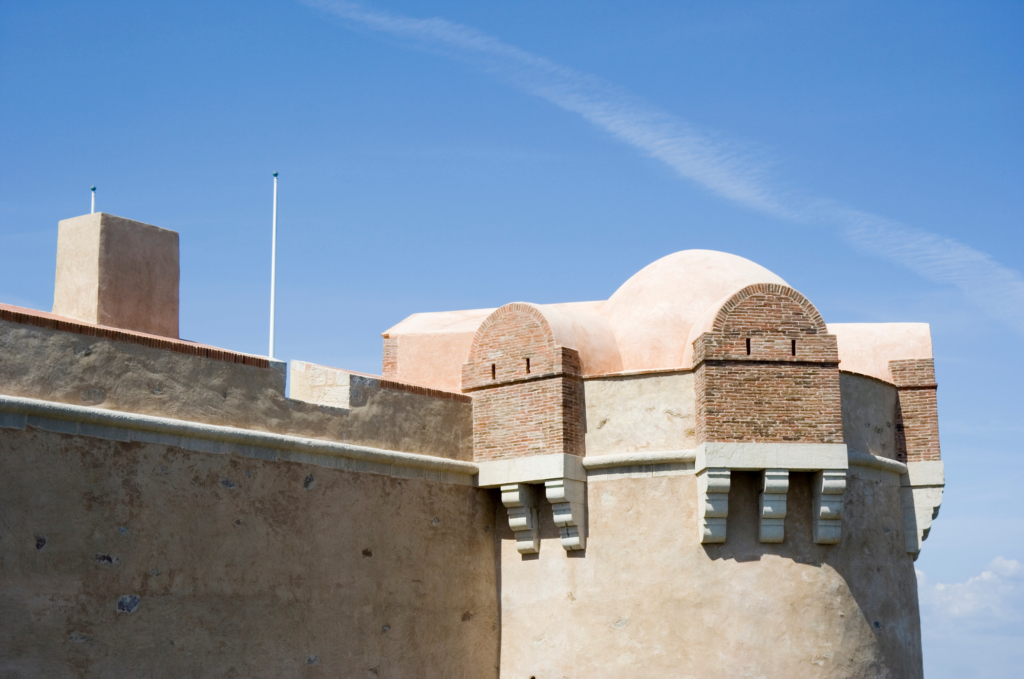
xmin=890 ymin=359 xmax=940 ymax=463
xmin=382 ymin=337 xmax=399 ymax=378
xmin=462 ymin=303 xmax=585 ymax=462
xmin=693 ymin=285 xmax=844 ymax=444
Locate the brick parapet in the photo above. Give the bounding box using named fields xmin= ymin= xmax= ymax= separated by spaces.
xmin=471 ymin=375 xmax=585 ymax=462
xmin=890 ymin=359 xmax=940 ymax=463
xmin=462 ymin=302 xmax=585 ymax=462
xmin=693 ymin=286 xmax=843 ymax=445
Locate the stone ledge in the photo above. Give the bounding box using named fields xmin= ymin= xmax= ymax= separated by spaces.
xmin=697 ymin=442 xmax=849 ymax=472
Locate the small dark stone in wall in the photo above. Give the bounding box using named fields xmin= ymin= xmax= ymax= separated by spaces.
xmin=306 ymin=655 xmax=319 ymax=666
xmin=118 ymin=526 xmax=128 ymax=535
xmin=150 ymin=569 xmax=159 ymax=576
xmin=883 ymin=526 xmax=891 ymax=534
xmin=234 ymin=519 xmax=242 ymax=526
xmin=303 ymin=474 xmax=316 ymax=490
xmin=362 ymin=548 xmax=372 ymax=557
xmin=368 ymin=667 xmax=380 ymax=676
xmin=152 ymin=384 xmax=163 ymax=395
xmin=116 ymin=595 xmax=140 ymax=613
xmin=483 ymin=525 xmax=491 ymax=534
xmin=95 ymin=554 xmax=120 ymax=566
xmin=381 ymin=624 xmax=390 ymax=634
xmin=221 ymin=390 xmax=228 ymax=399
xmin=220 ymin=478 xmax=237 ymax=489
xmin=873 ymin=620 xmax=882 ymax=629
xmin=35 ymin=535 xmax=46 ymax=550
xmin=68 ymin=632 xmax=91 ymax=643
xmin=244 ymin=470 xmax=253 ymax=478
xmin=461 ymin=611 xmax=473 ymax=622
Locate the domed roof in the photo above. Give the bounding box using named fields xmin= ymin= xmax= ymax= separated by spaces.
xmin=602 ymin=250 xmax=788 ymax=372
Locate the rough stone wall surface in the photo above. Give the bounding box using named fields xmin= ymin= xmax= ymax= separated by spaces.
xmin=584 ymin=372 xmax=697 ymax=455
xmin=0 ymin=320 xmax=472 ymax=460
xmin=890 ymin=359 xmax=940 ymax=463
xmin=694 ymin=287 xmax=842 ymax=444
xmin=0 ymin=428 xmax=498 ymax=679
xmin=840 ymin=372 xmax=900 ymax=460
xmin=464 ymin=304 xmax=585 ymax=462
xmin=496 ymin=470 xmax=922 ymax=678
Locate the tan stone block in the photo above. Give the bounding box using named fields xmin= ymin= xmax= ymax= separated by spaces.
xmin=52 ymin=213 xmax=179 ymax=337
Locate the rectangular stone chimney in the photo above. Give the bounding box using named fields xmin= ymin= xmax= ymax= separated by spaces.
xmin=52 ymin=213 xmax=179 ymax=338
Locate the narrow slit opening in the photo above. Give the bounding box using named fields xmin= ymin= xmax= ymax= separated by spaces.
xmin=746 ymin=338 xmax=751 ymax=355
xmin=491 ymin=364 xmax=496 ymax=380
xmin=791 ymin=339 xmax=796 ymax=356
xmin=525 ymin=358 xmax=531 ymax=374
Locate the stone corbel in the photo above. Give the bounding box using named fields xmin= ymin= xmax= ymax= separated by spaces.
xmin=697 ymin=468 xmax=730 ymax=544
xmin=813 ymin=470 xmax=846 ymax=544
xmin=545 ymin=479 xmax=586 ymax=551
xmin=759 ymin=469 xmax=789 ymax=543
xmin=501 ymin=483 xmax=541 ymax=554
xmin=901 ymin=461 xmax=945 ymax=558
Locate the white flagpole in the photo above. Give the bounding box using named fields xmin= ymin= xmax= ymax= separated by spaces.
xmin=269 ymin=172 xmax=278 ymax=358
xmin=91 ymin=186 xmax=96 ymax=214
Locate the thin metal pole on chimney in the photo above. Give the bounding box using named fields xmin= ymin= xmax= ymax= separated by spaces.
xmin=91 ymin=186 xmax=96 ymax=214
xmin=269 ymin=172 xmax=278 ymax=358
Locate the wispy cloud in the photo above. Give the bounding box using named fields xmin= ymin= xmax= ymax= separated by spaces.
xmin=919 ymin=557 xmax=1024 ymax=632
xmin=918 ymin=558 xmax=1024 ymax=678
xmin=303 ymin=0 xmax=1024 ymax=334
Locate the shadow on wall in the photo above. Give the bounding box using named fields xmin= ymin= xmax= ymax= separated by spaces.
xmin=705 ymin=471 xmax=924 ymax=673
xmin=703 ymin=472 xmax=825 ymax=566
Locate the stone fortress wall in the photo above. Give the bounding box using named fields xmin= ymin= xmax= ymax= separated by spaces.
xmin=0 ymin=212 xmax=944 ymax=678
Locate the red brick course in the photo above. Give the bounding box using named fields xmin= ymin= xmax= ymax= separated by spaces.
xmin=462 ymin=303 xmax=585 ymax=462
xmin=890 ymin=359 xmax=940 ymax=463
xmin=693 ymin=285 xmax=843 ymax=444
xmin=382 ymin=337 xmax=399 ymax=378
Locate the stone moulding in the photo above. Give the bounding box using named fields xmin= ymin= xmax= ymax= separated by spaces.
xmin=501 ymin=484 xmax=541 ymax=554
xmin=759 ymin=469 xmax=789 ymax=543
xmin=696 ymin=442 xmax=849 ymax=546
xmin=477 ymin=454 xmax=587 ymax=553
xmin=0 ymin=394 xmax=478 ymax=484
xmin=901 ymin=460 xmax=945 ymax=558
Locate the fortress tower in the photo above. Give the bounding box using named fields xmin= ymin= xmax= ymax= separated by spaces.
xmin=1 ymin=215 xmax=943 ymax=677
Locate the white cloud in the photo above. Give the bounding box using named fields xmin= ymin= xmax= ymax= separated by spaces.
xmin=918 ymin=558 xmax=1024 ymax=678
xmin=300 ymin=0 xmax=1024 ymax=336
xmin=919 ymin=557 xmax=1024 ymax=632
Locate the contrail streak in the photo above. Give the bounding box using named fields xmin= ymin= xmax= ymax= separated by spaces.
xmin=303 ymin=0 xmax=1024 ymax=335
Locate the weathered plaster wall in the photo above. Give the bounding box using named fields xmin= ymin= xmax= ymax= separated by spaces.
xmin=0 ymin=320 xmax=472 ymax=460
xmin=0 ymin=427 xmax=498 ymax=678
xmin=840 ymin=372 xmax=899 ymax=461
xmin=496 ymin=469 xmax=921 ymax=678
xmin=583 ymin=372 xmax=696 ymax=455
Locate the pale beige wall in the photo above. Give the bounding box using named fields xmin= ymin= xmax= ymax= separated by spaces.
xmin=840 ymin=372 xmax=900 ymax=460
xmin=52 ymin=214 xmax=101 ymax=326
xmin=584 ymin=372 xmax=696 ymax=455
xmin=0 ymin=320 xmax=472 ymax=460
xmin=53 ymin=213 xmax=179 ymax=338
xmin=495 ymin=468 xmax=922 ymax=678
xmin=0 ymin=428 xmax=498 ymax=679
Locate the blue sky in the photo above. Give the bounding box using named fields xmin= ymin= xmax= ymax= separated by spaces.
xmin=1 ymin=1 xmax=1021 ymax=674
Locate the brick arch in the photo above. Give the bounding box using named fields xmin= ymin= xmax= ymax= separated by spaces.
xmin=468 ymin=303 xmax=556 ymax=362
xmin=712 ymin=284 xmax=827 ymax=337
